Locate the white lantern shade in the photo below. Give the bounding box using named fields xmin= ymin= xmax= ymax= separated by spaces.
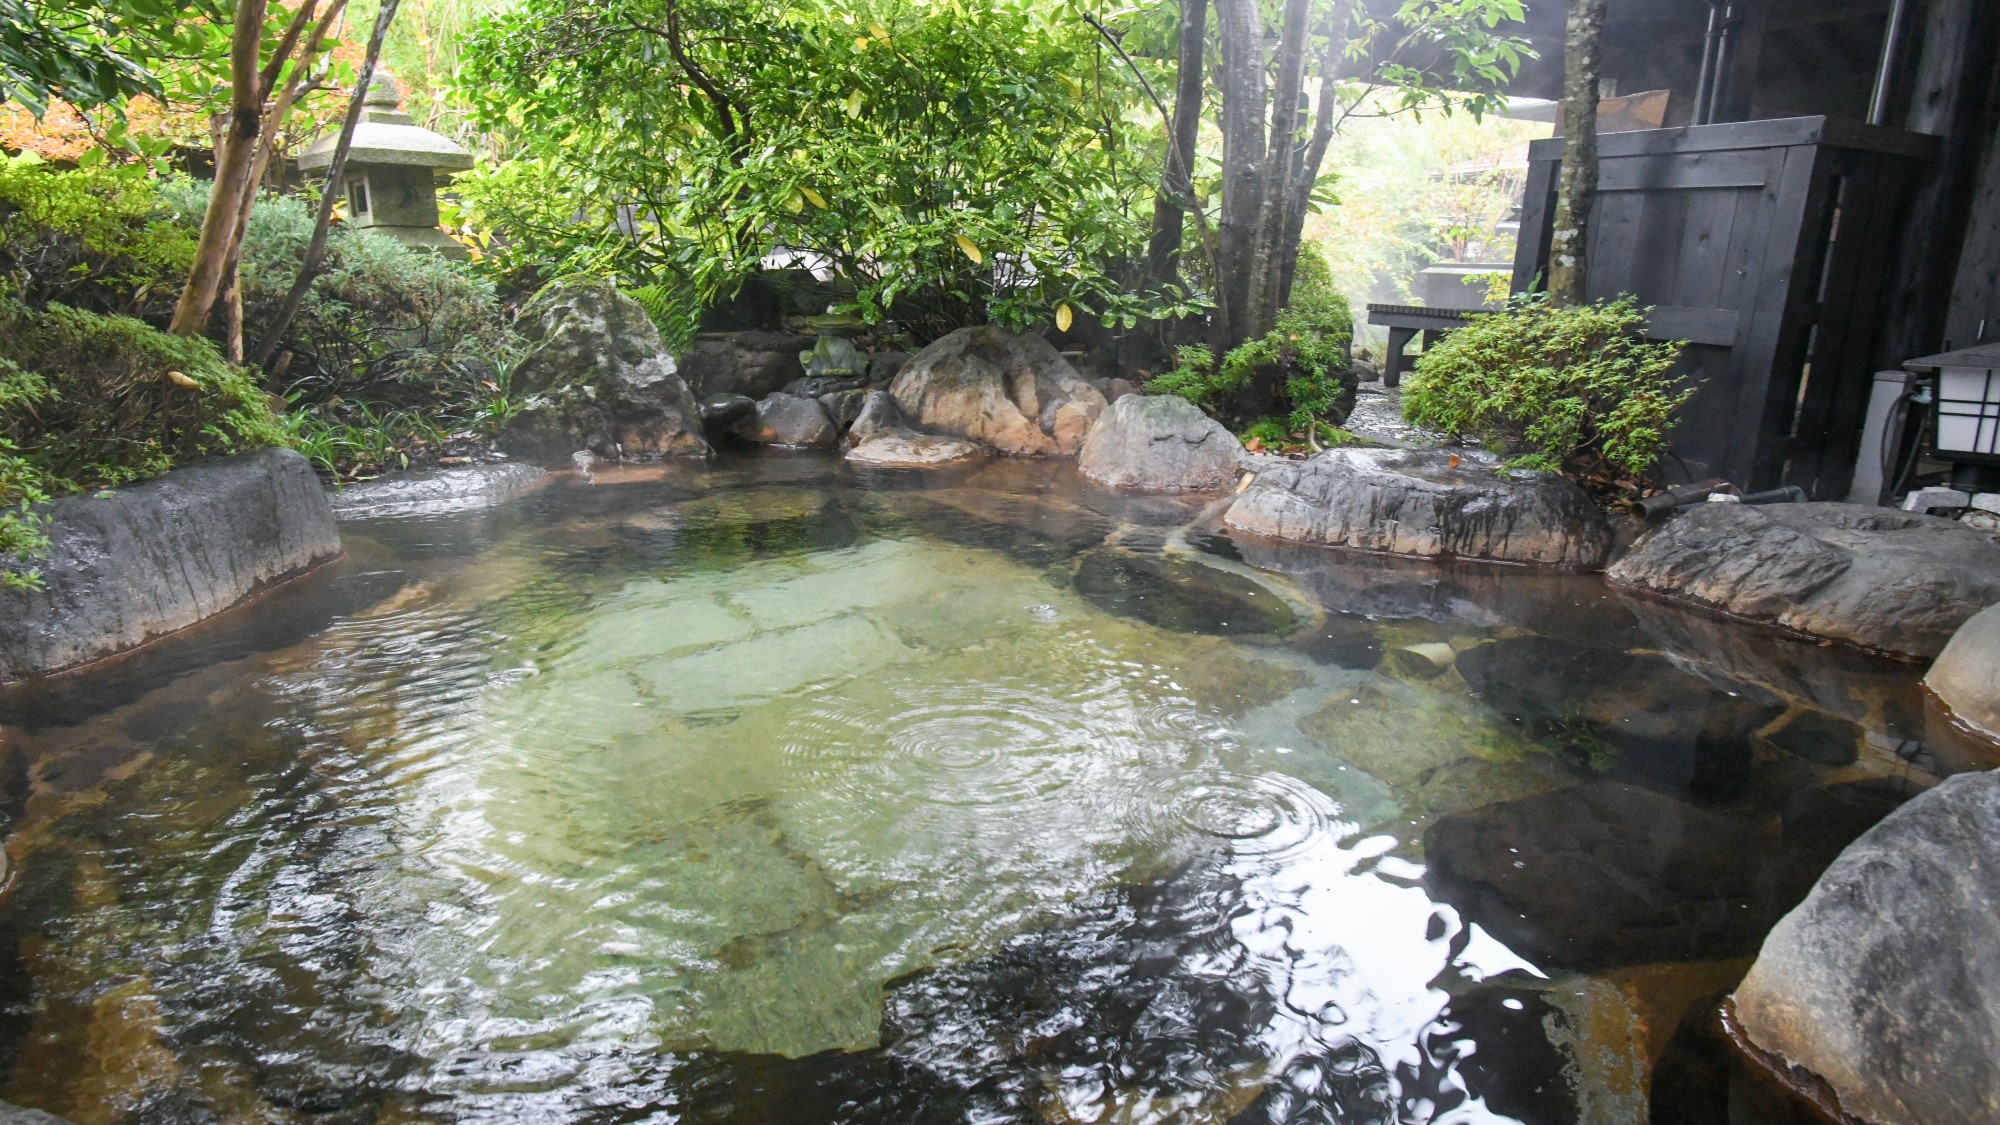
xmin=1937 ymin=365 xmax=2000 ymax=457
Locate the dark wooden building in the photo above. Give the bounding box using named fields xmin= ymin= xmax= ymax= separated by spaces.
xmin=1504 ymin=0 xmax=1999 ymax=496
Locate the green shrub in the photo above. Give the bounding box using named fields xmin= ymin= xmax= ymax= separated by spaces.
xmin=0 ymin=358 xmax=54 ymax=589
xmin=1401 ymin=294 xmax=1691 ymax=485
xmin=0 ymin=299 xmax=285 ymax=492
xmin=1145 ymin=244 xmax=1356 ymax=435
xmin=159 ymin=180 xmax=516 ymax=417
xmin=0 ymin=153 xmax=195 ymax=320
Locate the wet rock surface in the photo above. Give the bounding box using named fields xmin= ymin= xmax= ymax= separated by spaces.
xmin=326 ymin=463 xmax=550 ymax=520
xmin=699 ymin=394 xmax=756 ymax=428
xmin=499 ymin=279 xmax=711 ymax=461
xmin=0 ymin=448 xmax=340 ymax=681
xmin=890 ymin=326 xmax=1107 ymax=456
xmin=1425 ymin=778 xmax=1901 ymax=972
xmin=1608 ymin=502 xmax=2000 ymax=657
xmin=1455 ymin=636 xmax=1781 ymax=800
xmin=1077 ymin=393 xmax=1245 ymax=492
xmin=1224 ymin=448 xmax=1613 ymax=566
xmin=1069 ymin=551 xmax=1297 ymax=636
xmin=681 ymin=330 xmax=814 ymax=400
xmin=732 ymin=393 xmax=837 ymax=449
xmin=1924 ymin=601 xmax=2000 ymax=743
xmin=842 ymin=390 xmax=984 ymax=467
xmin=1732 ymin=770 xmax=2000 ymax=1125
xmin=844 ymin=432 xmax=986 ymax=467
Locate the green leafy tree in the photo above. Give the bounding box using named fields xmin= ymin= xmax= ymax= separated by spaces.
xmin=460 ymin=0 xmax=1179 ymax=344
xmin=1094 ymin=0 xmax=1530 ymax=413
xmin=1400 ymin=294 xmax=1692 ymax=488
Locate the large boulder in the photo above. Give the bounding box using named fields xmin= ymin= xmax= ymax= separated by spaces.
xmin=1925 ymin=601 xmax=2000 ymax=742
xmin=680 ymin=330 xmax=814 ymax=399
xmin=327 ymin=463 xmax=549 ymax=520
xmin=1223 ymin=448 xmax=1612 ymax=566
xmin=1731 ymin=770 xmax=2000 ymax=1125
xmin=1607 ymin=502 xmax=2000 ymax=658
xmin=500 ymin=279 xmax=711 ymax=461
xmin=732 ymin=393 xmax=837 ymax=449
xmin=889 ymin=326 xmax=1107 ymax=456
xmin=0 ymin=448 xmax=340 ymax=681
xmin=1077 ymin=393 xmax=1244 ymax=492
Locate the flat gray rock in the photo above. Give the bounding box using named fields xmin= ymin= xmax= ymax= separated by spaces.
xmin=1926 ymin=602 xmax=2000 ymax=742
xmin=0 ymin=448 xmax=341 ymax=681
xmin=327 ymin=463 xmax=550 ymax=519
xmin=1733 ymin=770 xmax=2000 ymax=1125
xmin=1223 ymin=447 xmax=1611 ymax=566
xmin=1608 ymin=502 xmax=2000 ymax=657
xmin=844 ymin=432 xmax=986 ymax=467
xmin=890 ymin=326 xmax=1106 ymax=457
xmin=499 ymin=279 xmax=711 ymax=461
xmin=1077 ymin=393 xmax=1243 ymax=492
xmin=733 ymin=393 xmax=837 ymax=449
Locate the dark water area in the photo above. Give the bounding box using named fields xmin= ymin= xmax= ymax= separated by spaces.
xmin=0 ymin=454 xmax=1940 ymax=1124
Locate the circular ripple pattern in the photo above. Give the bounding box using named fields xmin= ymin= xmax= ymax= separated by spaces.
xmin=1139 ymin=770 xmax=1346 ymax=863
xmin=783 ymin=683 xmax=1098 ymax=814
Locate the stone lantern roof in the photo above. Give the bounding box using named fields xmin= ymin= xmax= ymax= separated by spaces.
xmin=296 ymin=70 xmax=472 ymax=173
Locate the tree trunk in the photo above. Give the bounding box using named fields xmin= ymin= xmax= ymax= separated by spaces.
xmin=1240 ymin=0 xmax=1311 ymax=341
xmin=1144 ymin=0 xmax=1207 ymax=287
xmin=251 ymin=0 xmax=403 ymax=371
xmin=169 ymin=0 xmax=268 ymax=338
xmin=1547 ymin=0 xmax=1605 ymax=305
xmin=1273 ymin=24 xmax=1341 ymax=309
xmin=1211 ymin=0 xmax=1265 ymax=355
xmin=219 ymin=0 xmax=349 ymax=362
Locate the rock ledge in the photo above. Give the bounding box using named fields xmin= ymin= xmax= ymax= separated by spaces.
xmin=0 ymin=448 xmax=341 ymax=680
xmin=1607 ymin=501 xmax=2000 ymax=657
xmin=1223 ymin=447 xmax=1611 ymax=566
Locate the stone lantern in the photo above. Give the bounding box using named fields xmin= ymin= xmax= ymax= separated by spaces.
xmin=296 ymin=69 xmax=473 ymax=258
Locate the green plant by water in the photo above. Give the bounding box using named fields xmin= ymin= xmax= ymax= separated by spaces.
xmin=1400 ymin=294 xmax=1691 ymax=488
xmin=1147 ymin=245 xmax=1357 ymax=441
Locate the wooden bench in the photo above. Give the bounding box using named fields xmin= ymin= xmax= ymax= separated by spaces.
xmin=1365 ymin=304 xmax=1472 ymax=387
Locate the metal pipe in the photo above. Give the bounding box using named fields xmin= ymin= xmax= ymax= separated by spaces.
xmin=1693 ymin=1 xmax=1726 ymax=126
xmin=1704 ymin=2 xmax=1739 ymax=125
xmin=1868 ymin=0 xmax=1914 ymax=126
xmin=1633 ymin=478 xmax=1735 ymax=519
xmin=1737 ymin=485 xmax=1808 ymax=505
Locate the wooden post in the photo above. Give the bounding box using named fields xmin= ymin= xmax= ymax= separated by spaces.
xmin=1873 ymin=0 xmax=2000 ymax=367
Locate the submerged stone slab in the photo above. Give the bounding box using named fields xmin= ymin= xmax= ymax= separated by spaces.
xmin=1607 ymin=502 xmax=2000 ymax=657
xmin=1425 ymin=779 xmax=1901 ymax=972
xmin=1924 ymin=602 xmax=2000 ymax=743
xmin=890 ymin=326 xmax=1106 ymax=457
xmin=0 ymin=448 xmax=340 ymax=681
xmin=1732 ymin=770 xmax=2000 ymax=1125
xmin=327 ymin=463 xmax=550 ymax=519
xmin=1077 ymin=393 xmax=1244 ymax=492
xmin=1223 ymin=448 xmax=1612 ymax=566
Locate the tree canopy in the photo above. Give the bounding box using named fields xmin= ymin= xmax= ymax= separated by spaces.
xmin=460 ymin=0 xmax=1185 ymax=342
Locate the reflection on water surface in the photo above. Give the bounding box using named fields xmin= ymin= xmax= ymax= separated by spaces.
xmin=0 ymin=456 xmax=1937 ymax=1123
